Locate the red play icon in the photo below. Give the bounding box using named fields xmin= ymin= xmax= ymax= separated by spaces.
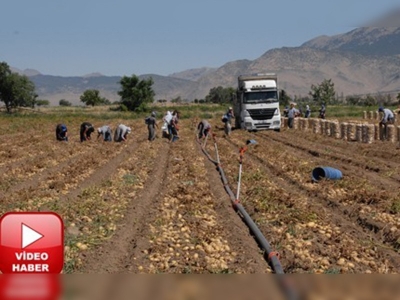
xmin=0 ymin=212 xmax=64 ymax=274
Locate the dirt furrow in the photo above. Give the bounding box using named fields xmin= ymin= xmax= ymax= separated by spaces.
xmin=195 ymin=137 xmax=270 ymax=273
xmin=209 ymin=128 xmax=399 ymax=273
xmin=106 ymin=125 xmax=274 ymax=274
xmin=80 ymin=141 xmax=170 ymax=273
xmin=0 ymin=145 xmax=95 ymax=195
xmin=248 ymin=131 xmax=400 ymax=240
xmin=221 ymin=135 xmax=400 ymax=270
xmin=257 ymin=130 xmax=400 ymax=183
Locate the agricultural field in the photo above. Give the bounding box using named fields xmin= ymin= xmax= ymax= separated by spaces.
xmin=0 ymin=108 xmax=399 ymax=276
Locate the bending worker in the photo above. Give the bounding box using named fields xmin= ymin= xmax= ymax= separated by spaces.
xmin=97 ymin=125 xmax=112 ymax=142
xmin=80 ymin=122 xmax=95 ymax=142
xmin=379 ymin=106 xmax=394 ymax=140
xmin=197 ymin=120 xmax=211 ymax=139
xmin=114 ymin=124 xmax=131 ymax=142
xmin=56 ymin=124 xmax=68 ymax=142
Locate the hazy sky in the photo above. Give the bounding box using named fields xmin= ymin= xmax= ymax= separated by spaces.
xmin=1 ymin=0 xmax=399 ymax=77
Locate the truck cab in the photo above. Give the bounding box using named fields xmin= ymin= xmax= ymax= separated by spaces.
xmin=234 ymin=74 xmax=281 ymax=131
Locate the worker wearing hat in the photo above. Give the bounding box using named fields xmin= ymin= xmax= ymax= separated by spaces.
xmin=97 ymin=125 xmax=112 ymax=142
xmin=56 ymin=124 xmax=68 ymax=141
xmin=224 ymin=106 xmax=235 ymax=136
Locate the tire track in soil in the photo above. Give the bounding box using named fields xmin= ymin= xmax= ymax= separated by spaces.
xmin=196 ymin=140 xmax=270 ymax=273
xmin=80 ymin=142 xmax=170 ymax=273
xmin=222 ymin=136 xmax=400 ymax=270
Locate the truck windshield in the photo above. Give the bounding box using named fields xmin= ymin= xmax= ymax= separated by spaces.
xmin=243 ymin=91 xmax=278 ymax=104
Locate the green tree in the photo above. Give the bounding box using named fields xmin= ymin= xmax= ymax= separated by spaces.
xmin=59 ymin=99 xmax=72 ymax=106
xmin=309 ymin=79 xmax=336 ymax=106
xmin=279 ymin=89 xmax=291 ymax=107
xmin=80 ymin=89 xmax=109 ymax=106
xmin=346 ymin=95 xmax=361 ymax=106
xmin=205 ymin=86 xmax=235 ymax=104
xmin=117 ymin=75 xmax=155 ymax=111
xmin=171 ymin=96 xmax=182 ymax=103
xmin=35 ymin=99 xmax=50 ymax=107
xmin=363 ymin=95 xmax=377 ymax=106
xmin=0 ymin=62 xmax=36 ymax=112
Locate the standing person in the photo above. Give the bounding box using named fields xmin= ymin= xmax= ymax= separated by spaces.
xmin=197 ymin=120 xmax=211 ymax=139
xmin=223 ymin=107 xmax=234 ymax=136
xmin=145 ymin=111 xmax=158 ymax=141
xmin=305 ymin=105 xmax=311 ymax=118
xmin=56 ymin=124 xmax=68 ymax=142
xmin=287 ymin=103 xmax=299 ymax=129
xmin=97 ymin=125 xmax=112 ymax=142
xmin=169 ymin=110 xmax=180 ymax=142
xmin=319 ymin=104 xmax=326 ymax=119
xmin=162 ymin=111 xmax=173 ymax=138
xmin=80 ymin=122 xmax=95 ymax=142
xmin=379 ymin=107 xmax=395 ymax=140
xmin=283 ymin=106 xmax=289 ymax=118
xmin=114 ymin=124 xmax=131 ymax=142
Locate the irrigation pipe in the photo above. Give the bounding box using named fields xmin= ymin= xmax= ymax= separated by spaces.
xmin=196 ymin=132 xmax=297 ymax=299
xmin=212 ymin=133 xmax=221 ymax=164
xmin=195 ymin=132 xmax=285 ymax=273
xmin=203 ymin=131 xmax=209 ymax=148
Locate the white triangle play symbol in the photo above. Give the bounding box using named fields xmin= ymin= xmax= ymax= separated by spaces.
xmin=21 ymin=223 xmax=44 ymax=249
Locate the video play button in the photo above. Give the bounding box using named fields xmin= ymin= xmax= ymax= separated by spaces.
xmin=0 ymin=212 xmax=64 ymax=273
xmin=21 ymin=223 xmax=44 ymax=249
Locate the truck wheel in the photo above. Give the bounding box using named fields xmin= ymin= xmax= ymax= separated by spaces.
xmin=274 ymin=128 xmax=281 ymax=132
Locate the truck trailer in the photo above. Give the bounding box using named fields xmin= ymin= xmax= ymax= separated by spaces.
xmin=234 ymin=73 xmax=281 ymax=131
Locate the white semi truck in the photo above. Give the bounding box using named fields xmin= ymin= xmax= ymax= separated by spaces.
xmin=234 ymin=73 xmax=281 ymax=131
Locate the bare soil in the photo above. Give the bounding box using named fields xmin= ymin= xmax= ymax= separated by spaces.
xmin=0 ymin=116 xmax=399 ymax=274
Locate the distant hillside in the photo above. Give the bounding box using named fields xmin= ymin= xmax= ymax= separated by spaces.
xmin=11 ymin=67 xmax=41 ymax=76
xmin=30 ymin=74 xmax=196 ymax=105
xmin=302 ymin=27 xmax=400 ymax=56
xmin=168 ymin=67 xmax=216 ymax=81
xmin=252 ymin=47 xmax=400 ymax=96
xmin=30 ymin=75 xmax=121 ymax=105
xmin=182 ymin=47 xmax=400 ymax=99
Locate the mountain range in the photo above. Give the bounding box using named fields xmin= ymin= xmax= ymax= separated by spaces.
xmin=11 ymin=12 xmax=400 ymax=106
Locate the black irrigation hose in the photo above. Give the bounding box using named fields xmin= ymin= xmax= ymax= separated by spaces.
xmin=196 ymin=133 xmax=298 ymax=299
xmin=197 ymin=134 xmax=285 ymax=270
